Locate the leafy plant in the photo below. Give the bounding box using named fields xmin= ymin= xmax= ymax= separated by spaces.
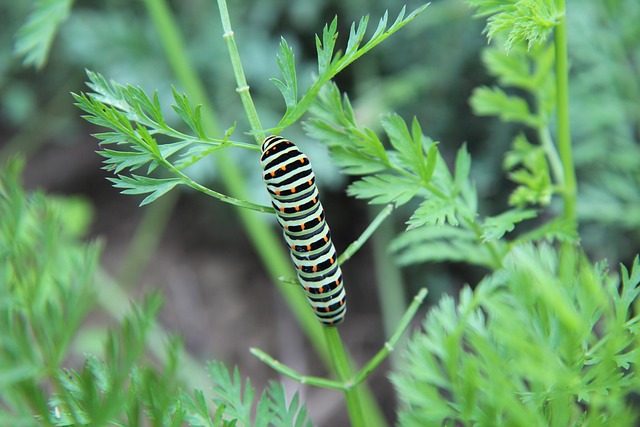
xmin=393 ymin=244 xmax=640 ymax=426
xmin=7 ymin=0 xmax=640 ymax=425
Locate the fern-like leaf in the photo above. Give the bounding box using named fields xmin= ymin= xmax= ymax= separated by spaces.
xmin=14 ymin=0 xmax=74 ymax=69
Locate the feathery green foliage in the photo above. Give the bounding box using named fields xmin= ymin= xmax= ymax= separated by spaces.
xmin=466 ymin=0 xmax=559 ymax=50
xmin=14 ymin=0 xmax=74 ymax=68
xmin=274 ymin=5 xmax=430 ymax=131
xmin=393 ymin=244 xmax=640 ymax=426
xmin=305 ymin=82 xmax=577 ymax=270
xmin=0 ymin=158 xmax=313 ymax=426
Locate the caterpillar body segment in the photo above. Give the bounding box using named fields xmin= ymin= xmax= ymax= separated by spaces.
xmin=260 ymin=135 xmax=347 ymax=326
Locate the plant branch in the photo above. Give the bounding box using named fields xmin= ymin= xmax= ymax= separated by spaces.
xmin=554 ymin=0 xmax=576 ymax=223
xmin=353 ymin=288 xmax=427 ymax=385
xmin=323 ymin=327 xmax=366 ymax=427
xmin=216 ymin=0 xmax=264 ymax=142
xmin=338 ymin=204 xmax=394 ymax=264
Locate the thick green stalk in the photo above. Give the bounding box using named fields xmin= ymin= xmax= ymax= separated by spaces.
xmin=554 ymin=0 xmax=576 ymax=223
xmin=324 ymin=327 xmax=366 ymax=427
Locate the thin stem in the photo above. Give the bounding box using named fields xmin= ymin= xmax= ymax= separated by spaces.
xmin=554 ymin=0 xmax=576 ymax=223
xmin=164 ymin=159 xmax=274 ymax=213
xmin=370 ymin=205 xmax=407 ymax=368
xmin=538 ymin=125 xmax=565 ymax=188
xmin=216 ymin=0 xmax=264 ymax=142
xmin=338 ymin=204 xmax=394 ymax=264
xmin=353 ymin=288 xmax=427 ymax=386
xmin=324 ymin=327 xmax=366 ymax=427
xmin=250 ymin=348 xmax=347 ymax=390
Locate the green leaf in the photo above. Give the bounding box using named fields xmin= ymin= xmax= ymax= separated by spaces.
xmin=316 ymin=17 xmax=339 ymax=77
xmin=278 ymin=5 xmax=429 ymax=129
xmin=272 ymin=38 xmax=298 ymax=109
xmin=407 ymin=197 xmax=459 ymax=229
xmin=470 ymin=86 xmax=539 ymax=127
xmin=482 ymin=209 xmax=537 ymax=241
xmin=108 ymin=175 xmax=182 ymax=206
xmin=514 ymin=217 xmax=578 ymax=244
xmin=171 ymin=87 xmax=207 ymax=140
xmin=467 ymin=0 xmax=559 ymax=50
xmin=14 ymin=0 xmax=74 ymax=69
xmin=382 ymin=114 xmax=434 ymax=182
xmin=267 ymin=383 xmax=312 ymax=427
xmin=208 ymin=362 xmax=254 ymax=427
xmin=391 ymin=225 xmax=503 ymax=269
xmin=347 ymin=174 xmax=421 ymax=206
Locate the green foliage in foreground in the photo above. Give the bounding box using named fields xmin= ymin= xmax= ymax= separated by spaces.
xmin=393 ymin=244 xmax=640 ymax=426
xmin=0 ymin=159 xmax=311 ymax=426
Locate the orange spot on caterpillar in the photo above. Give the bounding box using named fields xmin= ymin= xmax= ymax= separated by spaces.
xmin=323 ymin=236 xmax=329 ymax=242
xmin=280 ymin=207 xmax=285 ymax=213
xmin=330 ymin=257 xmax=334 ymax=264
xmin=308 ymin=180 xmax=312 ymax=185
xmin=275 ymin=189 xmax=281 ymax=195
xmin=295 ymin=206 xmax=300 ymax=211
xmin=318 ymin=286 xmax=325 ymax=293
xmin=317 ymin=216 xmax=321 ymax=222
xmin=312 ymin=197 xmax=317 ymax=203
xmin=339 ymin=300 xmax=344 ymax=306
xmin=281 ymin=165 xmax=287 ymax=171
xmin=298 ymin=265 xmax=303 ymax=271
xmin=324 ymin=306 xmax=330 ymax=312
xmin=270 ymin=171 xmax=275 ymax=177
xmin=312 ymin=265 xmax=318 ymax=272
xmin=306 ymin=244 xmax=311 ymax=250
xmin=301 ymin=224 xmax=306 ymax=230
xmin=291 ymin=187 xmax=296 ymax=193
xmin=299 ymin=157 xmax=306 ymax=163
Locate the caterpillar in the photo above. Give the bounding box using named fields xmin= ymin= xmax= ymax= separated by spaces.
xmin=260 ymin=135 xmax=347 ymax=326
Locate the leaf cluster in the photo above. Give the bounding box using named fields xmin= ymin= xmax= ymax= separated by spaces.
xmin=470 ymin=38 xmax=559 ymax=208
xmin=14 ymin=0 xmax=73 ymax=69
xmin=273 ymin=4 xmax=429 ymax=131
xmin=466 ymin=0 xmax=559 ymax=51
xmin=392 ymin=243 xmax=640 ymax=426
xmin=305 ymin=83 xmax=575 ymax=270
xmin=0 ymin=159 xmax=312 ymax=426
xmin=73 ymin=71 xmax=272 ymax=211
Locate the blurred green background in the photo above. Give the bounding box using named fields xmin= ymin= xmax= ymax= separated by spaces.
xmin=1 ymin=0 xmax=639 ymax=425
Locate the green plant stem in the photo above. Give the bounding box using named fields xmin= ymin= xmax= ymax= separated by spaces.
xmin=251 ymin=288 xmax=427 ymax=390
xmin=369 ymin=206 xmax=406 ymax=368
xmin=216 ymin=0 xmax=264 ymax=142
xmin=353 ymin=288 xmax=427 ymax=384
xmin=554 ymin=0 xmax=576 ymax=223
xmin=324 ymin=327 xmax=366 ymax=427
xmin=249 ymin=348 xmax=347 ymax=390
xmin=338 ymin=204 xmax=394 ymax=264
